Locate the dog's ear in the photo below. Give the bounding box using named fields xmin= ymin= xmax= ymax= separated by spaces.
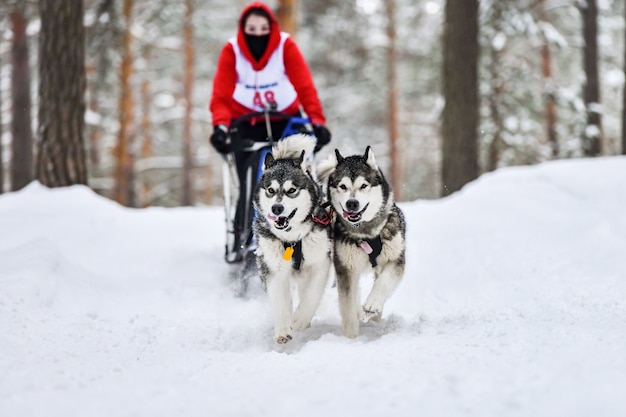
xmin=364 ymin=146 xmax=377 ymax=169
xmin=334 ymin=149 xmax=344 ymax=163
xmin=264 ymin=152 xmax=276 ymax=169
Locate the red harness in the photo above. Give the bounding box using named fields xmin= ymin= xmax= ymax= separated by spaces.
xmin=312 ymin=202 xmax=333 ymax=227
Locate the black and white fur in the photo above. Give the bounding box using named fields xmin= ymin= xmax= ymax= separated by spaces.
xmin=318 ymin=146 xmax=406 ymax=338
xmin=253 ymin=134 xmax=332 ymax=344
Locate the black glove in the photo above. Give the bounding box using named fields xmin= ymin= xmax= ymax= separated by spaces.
xmin=313 ymin=124 xmax=331 ymax=152
xmin=210 ymin=126 xmax=230 ymax=154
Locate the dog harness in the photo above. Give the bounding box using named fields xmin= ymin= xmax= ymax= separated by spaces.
xmin=283 ymin=241 xmax=303 ymax=270
xmin=312 ymin=202 xmax=333 ymax=226
xmin=281 ymin=203 xmax=332 ymax=270
xmin=336 ymin=225 xmax=384 ymax=268
xmin=360 ymin=236 xmax=383 ymax=267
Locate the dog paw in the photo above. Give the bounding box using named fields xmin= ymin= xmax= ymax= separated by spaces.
xmin=291 ymin=317 xmax=311 ymax=331
xmin=342 ymin=318 xmax=359 ymax=338
xmin=276 ymin=334 xmax=293 ymax=344
xmin=343 ymin=328 xmax=359 ymax=338
xmin=360 ymin=306 xmax=382 ymax=323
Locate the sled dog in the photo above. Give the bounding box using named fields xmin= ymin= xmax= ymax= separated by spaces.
xmin=253 ymin=134 xmax=332 ymax=344
xmin=318 ymin=146 xmax=406 ymax=338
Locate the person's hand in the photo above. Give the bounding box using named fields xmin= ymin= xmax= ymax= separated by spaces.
xmin=313 ymin=124 xmax=331 ymax=152
xmin=210 ymin=125 xmax=230 ymax=154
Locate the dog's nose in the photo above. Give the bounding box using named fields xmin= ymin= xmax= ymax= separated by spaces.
xmin=271 ymin=204 xmax=284 ymax=215
xmin=346 ymin=199 xmax=360 ymax=212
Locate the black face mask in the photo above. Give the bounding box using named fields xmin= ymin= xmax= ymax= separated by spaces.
xmin=244 ymin=34 xmax=270 ymax=61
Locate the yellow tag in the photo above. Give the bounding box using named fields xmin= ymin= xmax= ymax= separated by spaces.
xmin=283 ymin=246 xmax=294 ymax=261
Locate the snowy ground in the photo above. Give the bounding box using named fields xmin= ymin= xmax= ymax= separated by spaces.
xmin=1 ymin=156 xmax=625 ymax=417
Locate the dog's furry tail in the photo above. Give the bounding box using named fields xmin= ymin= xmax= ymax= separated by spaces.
xmin=272 ymin=133 xmax=316 ymax=161
xmin=272 ymin=134 xmax=317 ymax=176
xmin=316 ymin=152 xmax=338 ymax=182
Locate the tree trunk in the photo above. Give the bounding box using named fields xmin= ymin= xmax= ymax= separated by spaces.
xmin=386 ymin=0 xmax=401 ymax=199
xmin=0 ymin=34 xmax=3 ymax=194
xmin=182 ymin=0 xmax=195 ymax=206
xmin=113 ymin=0 xmax=136 ymax=206
xmin=539 ymin=0 xmax=558 ymax=157
xmin=140 ymin=47 xmax=153 ymax=207
xmin=442 ymin=0 xmax=479 ymax=195
xmin=87 ymin=65 xmax=101 ymax=170
xmin=10 ymin=7 xmax=34 ymax=191
xmin=487 ymin=1 xmax=504 ymax=172
xmin=88 ymin=0 xmax=117 ymax=174
xmin=581 ymin=0 xmax=602 ymax=156
xmin=622 ymin=0 xmax=626 ymax=155
xmin=276 ymin=0 xmax=297 ymax=35
xmin=36 ymin=0 xmax=87 ymax=187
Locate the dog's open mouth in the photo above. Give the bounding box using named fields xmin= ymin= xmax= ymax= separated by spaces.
xmin=267 ymin=209 xmax=297 ymax=230
xmin=342 ymin=204 xmax=369 ymax=223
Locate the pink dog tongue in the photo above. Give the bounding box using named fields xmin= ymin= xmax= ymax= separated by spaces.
xmin=360 ymin=241 xmax=373 ymax=254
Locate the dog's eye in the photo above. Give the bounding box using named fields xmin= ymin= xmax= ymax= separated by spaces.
xmin=267 ymin=187 xmax=275 ymax=195
xmin=360 ymin=184 xmax=368 ymax=190
xmin=286 ymin=187 xmax=297 ymax=195
xmin=339 ymin=184 xmax=347 ymax=191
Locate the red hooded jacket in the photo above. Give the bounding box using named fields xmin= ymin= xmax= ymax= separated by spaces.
xmin=209 ymin=2 xmax=326 ymax=127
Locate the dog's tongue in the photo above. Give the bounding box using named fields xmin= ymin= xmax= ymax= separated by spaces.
xmin=267 ymin=213 xmax=288 ymax=226
xmin=342 ymin=211 xmax=352 ymax=219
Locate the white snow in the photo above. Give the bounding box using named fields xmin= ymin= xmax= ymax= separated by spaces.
xmin=1 ymin=156 xmax=626 ymax=417
xmin=491 ymin=32 xmax=507 ymax=51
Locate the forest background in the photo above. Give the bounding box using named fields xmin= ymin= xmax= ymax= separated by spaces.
xmin=1 ymin=0 xmax=625 ymax=207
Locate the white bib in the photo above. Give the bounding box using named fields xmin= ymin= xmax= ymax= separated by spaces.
xmin=230 ymin=33 xmax=298 ymax=111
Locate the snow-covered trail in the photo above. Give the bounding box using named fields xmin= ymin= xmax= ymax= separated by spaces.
xmin=1 ymin=157 xmax=625 ymax=417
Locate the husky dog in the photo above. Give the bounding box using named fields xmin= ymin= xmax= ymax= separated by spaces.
xmin=253 ymin=134 xmax=332 ymax=344
xmin=318 ymin=146 xmax=406 ymax=338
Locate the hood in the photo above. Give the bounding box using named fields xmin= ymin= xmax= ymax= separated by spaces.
xmin=237 ymin=2 xmax=282 ymax=70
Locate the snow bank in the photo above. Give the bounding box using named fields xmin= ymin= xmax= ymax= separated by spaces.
xmin=1 ymin=157 xmax=625 ymax=417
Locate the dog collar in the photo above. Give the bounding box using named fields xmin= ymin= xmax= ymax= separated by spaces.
xmin=283 ymin=241 xmax=303 ymax=270
xmin=312 ymin=202 xmax=333 ymax=227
